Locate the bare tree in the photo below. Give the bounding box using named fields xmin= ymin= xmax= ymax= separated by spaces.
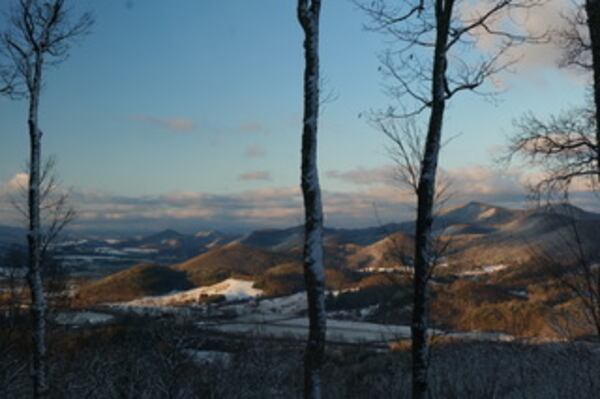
xmin=0 ymin=66 xmax=16 ymax=95
xmin=0 ymin=1 xmax=92 ymax=396
xmin=531 ymin=205 xmax=600 ymax=337
xmin=378 ymin=116 xmax=454 ymax=277
xmin=503 ymin=0 xmax=600 ymax=343
xmin=585 ymin=0 xmax=600 ymax=166
xmin=548 ymin=3 xmax=598 ymax=188
xmin=297 ymin=1 xmax=326 ymax=398
xmin=358 ymin=1 xmax=544 ymax=397
xmin=11 ymin=158 xmax=77 ymax=261
xmin=5 ymin=159 xmax=77 ymax=387
xmin=503 ymin=1 xmax=600 ymax=200
xmin=507 ymin=105 xmax=597 ymax=199
xmin=554 ymin=1 xmax=600 ymax=172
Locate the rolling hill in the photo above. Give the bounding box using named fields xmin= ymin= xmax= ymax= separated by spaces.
xmin=75 ymin=263 xmax=193 ymax=305
xmin=444 ymin=203 xmax=600 ymax=265
xmin=67 ymin=201 xmax=600 ymax=310
xmin=174 ymin=242 xmax=295 ymax=286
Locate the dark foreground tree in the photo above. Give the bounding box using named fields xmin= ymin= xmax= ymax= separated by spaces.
xmin=297 ymin=1 xmax=326 ymax=398
xmin=0 ymin=1 xmax=92 ymax=396
xmin=585 ymin=0 xmax=600 ymax=167
xmin=555 ymin=0 xmax=600 ymax=175
xmin=359 ymin=1 xmax=544 ymax=397
xmin=9 ymin=158 xmax=77 ymax=312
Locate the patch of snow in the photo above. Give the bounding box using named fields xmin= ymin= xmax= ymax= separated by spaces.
xmin=359 ymin=304 xmax=379 ymax=318
xmin=183 ymin=349 xmax=232 ymax=366
xmin=460 ymin=264 xmax=508 ymax=277
xmin=255 ymin=292 xmax=307 ymax=314
xmin=124 ymin=278 xmax=263 ymax=307
xmin=478 ymin=207 xmax=497 ymax=220
xmin=94 ymin=247 xmax=127 ymax=256
xmin=122 ymin=247 xmax=159 ymax=254
xmin=199 ymin=317 xmax=442 ymax=344
xmin=55 ymin=255 xmax=125 ymax=262
xmin=54 ymin=239 xmax=88 ymax=247
xmin=446 ymin=331 xmax=515 ymax=342
xmin=330 ymin=287 xmax=360 ymax=298
xmin=205 ymin=239 xmax=221 ymax=249
xmin=195 ymin=231 xmax=215 ymax=238
xmin=0 ymin=267 xmax=27 ymax=278
xmin=361 ymin=266 xmax=407 ymax=273
xmin=509 ymin=289 xmax=528 ymax=299
xmin=54 ymin=311 xmax=114 ymax=326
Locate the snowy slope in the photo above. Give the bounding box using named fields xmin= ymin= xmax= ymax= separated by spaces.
xmin=124 ymin=278 xmax=263 ymax=307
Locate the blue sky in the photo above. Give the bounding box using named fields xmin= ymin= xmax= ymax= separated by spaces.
xmin=0 ymin=0 xmax=591 ymax=232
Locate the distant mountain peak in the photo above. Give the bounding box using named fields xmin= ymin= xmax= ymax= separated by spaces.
xmin=140 ymin=229 xmax=184 ymax=243
xmin=442 ymin=201 xmax=497 ymax=217
xmin=534 ymin=202 xmax=599 ymax=220
xmin=195 ymin=230 xmax=217 ymax=238
xmin=464 ymin=201 xmax=495 ymax=210
xmin=155 ymin=228 xmax=183 ymax=236
xmin=437 ymin=201 xmax=518 ymax=228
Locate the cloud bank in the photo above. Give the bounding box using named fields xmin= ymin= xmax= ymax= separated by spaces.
xmin=129 ymin=114 xmax=197 ymax=132
xmin=1 ymin=164 xmax=598 ymax=233
xmin=238 ymin=171 xmax=272 ymax=181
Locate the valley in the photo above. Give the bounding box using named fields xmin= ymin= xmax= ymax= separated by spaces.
xmin=2 ymin=201 xmax=600 ymax=398
xmin=2 ymin=201 xmax=596 ymax=342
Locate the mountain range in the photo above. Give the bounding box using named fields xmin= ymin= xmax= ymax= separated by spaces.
xmin=63 ymin=201 xmax=600 ymax=307
xmin=3 ymin=201 xmax=600 ymax=268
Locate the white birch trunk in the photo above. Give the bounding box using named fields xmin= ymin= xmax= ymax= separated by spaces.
xmin=27 ymin=53 xmax=48 ymax=399
xmin=297 ymin=1 xmax=326 ymax=398
xmin=411 ymin=2 xmax=453 ymax=399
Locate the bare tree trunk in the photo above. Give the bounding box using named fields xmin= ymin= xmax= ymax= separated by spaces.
xmin=586 ymin=0 xmax=600 ymax=171
xmin=27 ymin=54 xmax=48 ymax=399
xmin=297 ymin=1 xmax=326 ymax=398
xmin=1 ymin=2 xmax=92 ymax=397
xmin=411 ymin=2 xmax=452 ymax=399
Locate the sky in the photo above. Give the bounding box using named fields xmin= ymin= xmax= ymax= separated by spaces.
xmin=0 ymin=0 xmax=593 ymax=233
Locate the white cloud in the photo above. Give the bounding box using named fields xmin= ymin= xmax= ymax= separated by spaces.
xmin=325 ymin=166 xmax=394 ymax=186
xmin=457 ymin=0 xmax=587 ymax=84
xmin=238 ymin=171 xmax=272 ymax=181
xmin=129 ymin=114 xmax=197 ymax=132
xmin=2 ymin=173 xmax=28 ymax=192
xmin=243 ymin=144 xmax=267 ymax=159
xmin=1 ymin=164 xmax=596 ymax=232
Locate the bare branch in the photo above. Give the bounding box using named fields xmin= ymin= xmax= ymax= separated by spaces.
xmin=1 ymin=0 xmax=93 ymax=97
xmin=358 ymin=0 xmax=549 ymax=117
xmin=505 ymin=105 xmax=598 ymax=198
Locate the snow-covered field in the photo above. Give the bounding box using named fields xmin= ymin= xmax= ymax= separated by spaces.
xmin=198 ymin=317 xmax=419 ymax=344
xmin=197 ymin=315 xmax=513 ymax=345
xmin=0 ymin=267 xmax=27 ymax=278
xmin=183 ymin=349 xmax=233 ymax=366
xmin=54 ymin=311 xmax=115 ymax=326
xmin=124 ymin=278 xmax=263 ymax=307
xmin=360 ymin=266 xmax=408 ymax=273
xmin=109 ymin=276 xmax=517 ymax=346
xmin=460 ymin=264 xmax=508 ymax=277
